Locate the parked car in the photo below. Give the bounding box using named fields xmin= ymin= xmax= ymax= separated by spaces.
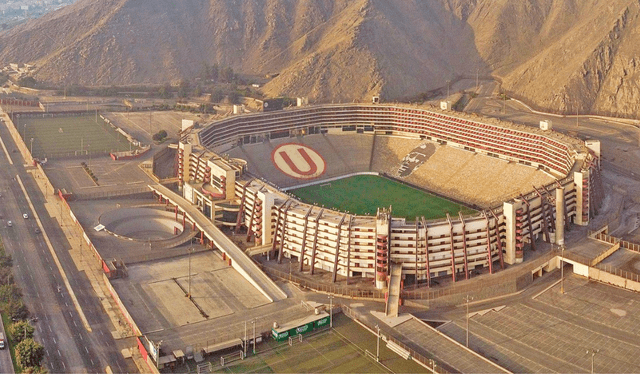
xmin=23 ymin=213 xmax=28 ymax=219
xmin=7 ymin=221 xmax=12 ymax=227
xmin=35 ymin=227 xmax=41 ymax=234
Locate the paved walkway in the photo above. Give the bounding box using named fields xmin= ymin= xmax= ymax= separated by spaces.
xmin=149 ymin=184 xmax=287 ymax=302
xmin=393 ymin=317 xmax=510 ymax=374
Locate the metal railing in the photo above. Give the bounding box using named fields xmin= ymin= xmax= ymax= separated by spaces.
xmin=596 ymin=263 xmax=640 ymax=283
xmin=259 ymin=266 xmax=387 ymax=299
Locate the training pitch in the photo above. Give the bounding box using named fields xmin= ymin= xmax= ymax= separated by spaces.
xmin=289 ymin=175 xmax=475 ymax=220
xmin=17 ymin=114 xmax=132 ymax=158
xmin=209 ymin=313 xmax=427 ymax=373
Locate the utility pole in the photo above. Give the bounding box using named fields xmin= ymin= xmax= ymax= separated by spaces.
xmin=465 ymin=294 xmax=473 ymax=347
xmin=476 ymin=68 xmax=479 ymax=93
xmin=244 ymin=320 xmax=247 ymax=358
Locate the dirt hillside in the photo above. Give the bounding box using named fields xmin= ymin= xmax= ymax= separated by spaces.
xmin=0 ymin=0 xmax=639 ymax=116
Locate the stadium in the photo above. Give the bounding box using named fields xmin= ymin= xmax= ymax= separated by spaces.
xmin=176 ymin=103 xmax=603 ymax=290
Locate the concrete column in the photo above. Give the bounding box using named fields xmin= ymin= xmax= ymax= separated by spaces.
xmin=502 ymin=201 xmax=516 ymax=265
xmin=555 ymin=187 xmax=565 ymax=247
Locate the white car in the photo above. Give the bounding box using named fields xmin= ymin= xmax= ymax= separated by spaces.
xmin=7 ymin=221 xmax=12 ymax=227
xmin=23 ymin=213 xmax=28 ymax=219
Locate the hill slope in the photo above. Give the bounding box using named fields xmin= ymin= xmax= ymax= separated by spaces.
xmin=1 ymin=0 xmax=640 ymax=116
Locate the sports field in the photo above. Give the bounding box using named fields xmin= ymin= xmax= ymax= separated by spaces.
xmin=290 ymin=175 xmax=475 ymax=220
xmin=16 ymin=114 xmax=132 ymax=159
xmin=210 ymin=313 xmax=428 ymax=373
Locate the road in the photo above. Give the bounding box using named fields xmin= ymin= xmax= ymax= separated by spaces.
xmin=0 ymin=120 xmax=131 ymax=373
xmin=0 ymin=314 xmax=13 ymax=374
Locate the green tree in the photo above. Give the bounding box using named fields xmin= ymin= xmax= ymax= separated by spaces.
xmin=8 ymin=299 xmax=29 ymax=320
xmin=15 ymin=338 xmax=44 ymax=369
xmin=0 ymin=284 xmax=21 ymax=303
xmin=177 ymin=80 xmax=190 ymax=98
xmin=158 ymin=130 xmax=168 ymax=139
xmin=210 ymin=63 xmax=219 ymax=81
xmin=17 ymin=76 xmax=37 ymax=88
xmin=221 ymin=67 xmax=235 ymax=83
xmin=199 ymin=63 xmax=211 ymax=80
xmin=193 ymin=85 xmax=202 ymax=97
xmin=209 ymin=88 xmax=224 ymax=103
xmin=9 ymin=321 xmax=34 ymax=343
xmin=227 ymin=91 xmax=241 ymax=104
xmin=158 ymin=83 xmax=172 ymax=99
xmin=0 ymin=266 xmax=14 ymax=286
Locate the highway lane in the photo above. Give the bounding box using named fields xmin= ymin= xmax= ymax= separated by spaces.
xmin=0 ymin=311 xmax=13 ymax=373
xmin=0 ymin=121 xmax=130 ymax=372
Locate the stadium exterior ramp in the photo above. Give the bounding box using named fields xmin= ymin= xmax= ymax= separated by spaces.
xmin=148 ymin=184 xmax=287 ymax=302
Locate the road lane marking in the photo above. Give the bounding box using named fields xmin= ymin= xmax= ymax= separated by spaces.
xmin=0 ymin=131 xmax=13 ymax=165
xmin=85 ymin=347 xmax=89 ymax=354
xmin=53 ymin=337 xmax=56 ymax=344
xmin=16 ymin=174 xmax=92 ymax=332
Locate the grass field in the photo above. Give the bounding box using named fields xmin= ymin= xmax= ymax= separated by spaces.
xmin=290 ymin=175 xmax=476 ymax=220
xmin=206 ymin=313 xmax=427 ymax=373
xmin=16 ymin=114 xmax=132 ymax=159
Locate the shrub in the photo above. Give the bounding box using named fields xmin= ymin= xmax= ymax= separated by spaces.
xmin=9 ymin=320 xmax=34 ymax=343
xmin=15 ymin=338 xmax=44 ymax=369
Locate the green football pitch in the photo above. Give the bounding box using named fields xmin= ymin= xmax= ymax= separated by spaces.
xmin=16 ymin=114 xmax=132 ymax=159
xmin=206 ymin=313 xmax=428 ymax=373
xmin=290 ymin=175 xmax=476 ymax=220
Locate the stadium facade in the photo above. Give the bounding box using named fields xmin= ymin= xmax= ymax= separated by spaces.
xmin=176 ymin=104 xmax=603 ymax=289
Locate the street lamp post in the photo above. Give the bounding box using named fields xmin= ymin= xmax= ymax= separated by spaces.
xmin=30 ymin=137 xmax=34 ymax=156
xmin=587 ymin=349 xmax=599 ymax=373
xmin=244 ymin=320 xmax=247 ymax=358
xmin=328 ymin=295 xmax=334 ymax=328
xmin=252 ymin=319 xmax=256 ymax=355
xmin=430 ymin=359 xmax=437 ymax=373
xmin=376 ymin=324 xmax=380 ymax=362
xmin=23 ymin=123 xmax=26 ymax=142
xmin=187 ymin=246 xmax=193 ymax=298
xmin=465 ymin=294 xmax=473 ymax=347
xmin=561 ymin=245 xmax=565 ymax=294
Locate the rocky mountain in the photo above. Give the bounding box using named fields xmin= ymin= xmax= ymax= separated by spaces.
xmin=0 ymin=0 xmax=639 ymax=117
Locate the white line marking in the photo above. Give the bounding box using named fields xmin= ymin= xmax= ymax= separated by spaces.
xmin=0 ymin=131 xmax=14 ymax=165
xmin=53 ymin=337 xmax=56 ymax=344
xmin=16 ymin=174 xmax=93 ymax=332
xmin=79 ymin=334 xmax=83 ymax=340
xmin=73 ymin=320 xmax=77 ymax=327
xmin=62 ymin=360 xmax=66 ymax=369
xmin=48 ymin=325 xmax=52 ymax=332
xmin=91 ymin=359 xmax=95 ymax=366
xmin=85 ymin=347 xmax=89 ymax=354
